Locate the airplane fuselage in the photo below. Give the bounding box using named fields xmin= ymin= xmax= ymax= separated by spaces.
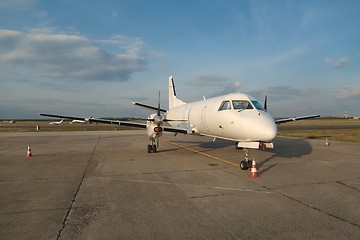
xmin=166 ymin=93 xmax=277 ymax=146
xmin=40 ymin=75 xmax=319 ymax=157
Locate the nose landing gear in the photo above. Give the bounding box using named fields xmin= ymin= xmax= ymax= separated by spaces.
xmin=239 ymin=148 xmax=252 ymax=170
xmin=147 ymin=138 xmax=158 ymax=153
xmin=147 ymin=144 xmax=157 ymax=153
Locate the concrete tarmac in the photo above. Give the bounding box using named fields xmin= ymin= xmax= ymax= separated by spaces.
xmin=0 ymin=130 xmax=359 ymax=240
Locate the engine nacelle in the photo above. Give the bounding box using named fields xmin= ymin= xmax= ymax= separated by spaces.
xmin=154 ymin=126 xmax=163 ymax=133
xmin=146 ymin=121 xmax=163 ymax=140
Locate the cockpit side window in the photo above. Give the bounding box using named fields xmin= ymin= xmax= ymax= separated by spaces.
xmin=232 ymin=100 xmax=253 ymax=110
xmin=251 ymin=101 xmax=264 ymax=111
xmin=218 ymin=101 xmax=231 ymax=111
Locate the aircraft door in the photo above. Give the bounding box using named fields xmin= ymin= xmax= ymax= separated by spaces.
xmin=201 ymin=106 xmax=209 ymax=132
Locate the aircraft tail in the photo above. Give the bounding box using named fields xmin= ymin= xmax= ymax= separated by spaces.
xmin=169 ymin=76 xmax=186 ymax=109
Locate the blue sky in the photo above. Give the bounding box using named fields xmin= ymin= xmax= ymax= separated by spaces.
xmin=1 ymin=0 xmax=359 ymax=119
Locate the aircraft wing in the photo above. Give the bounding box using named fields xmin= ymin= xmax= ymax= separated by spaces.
xmin=39 ymin=113 xmax=189 ymax=134
xmin=275 ymin=114 xmax=320 ymax=124
xmin=163 ymin=126 xmax=189 ymax=134
xmin=40 ymin=113 xmax=147 ymax=129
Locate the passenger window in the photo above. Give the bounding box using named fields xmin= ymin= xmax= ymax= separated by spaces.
xmin=232 ymin=100 xmax=253 ymax=110
xmin=218 ymin=101 xmax=231 ymax=111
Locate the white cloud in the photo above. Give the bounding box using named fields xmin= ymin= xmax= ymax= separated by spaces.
xmin=188 ymin=74 xmax=242 ymax=97
xmin=210 ymin=82 xmax=242 ymax=97
xmin=249 ymin=86 xmax=319 ymax=101
xmin=336 ymin=85 xmax=360 ymax=99
xmin=0 ymin=28 xmax=148 ymax=82
xmin=325 ymin=57 xmax=349 ymax=68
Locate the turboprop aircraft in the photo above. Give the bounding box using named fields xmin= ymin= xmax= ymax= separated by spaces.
xmin=49 ymin=118 xmax=63 ymax=125
xmin=70 ymin=116 xmax=94 ymax=124
xmin=40 ymin=76 xmax=319 ymax=170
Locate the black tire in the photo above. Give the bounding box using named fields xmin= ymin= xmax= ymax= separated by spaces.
xmin=240 ymin=161 xmax=249 ymax=170
xmin=147 ymin=145 xmax=152 ymax=153
xmin=153 ymin=145 xmax=157 ymax=153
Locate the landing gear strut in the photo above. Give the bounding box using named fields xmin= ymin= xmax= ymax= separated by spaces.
xmin=239 ymin=148 xmax=252 ymax=170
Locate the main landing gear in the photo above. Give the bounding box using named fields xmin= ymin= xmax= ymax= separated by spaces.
xmin=147 ymin=139 xmax=157 ymax=153
xmin=239 ymin=148 xmax=252 ymax=170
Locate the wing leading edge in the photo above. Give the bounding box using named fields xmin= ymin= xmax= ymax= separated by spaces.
xmin=275 ymin=114 xmax=320 ymax=124
xmin=40 ymin=113 xmax=188 ymax=134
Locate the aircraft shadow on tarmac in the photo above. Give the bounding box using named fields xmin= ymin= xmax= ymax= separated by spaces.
xmin=171 ymin=137 xmax=312 ymax=158
xmin=257 ymin=137 xmax=313 ymax=175
xmin=171 ymin=139 xmax=235 ymax=149
xmin=169 ymin=137 xmax=313 ymax=175
xmin=266 ymin=137 xmax=313 ymax=158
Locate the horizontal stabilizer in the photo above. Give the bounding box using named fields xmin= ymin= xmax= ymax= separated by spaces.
xmin=132 ymin=102 xmax=167 ymax=113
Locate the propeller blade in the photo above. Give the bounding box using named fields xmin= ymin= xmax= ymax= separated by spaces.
xmin=264 ymin=95 xmax=268 ymax=112
xmin=157 ymin=91 xmax=161 ymax=117
xmin=144 ymin=118 xmax=187 ymax=122
xmin=163 ymin=119 xmax=187 ymax=122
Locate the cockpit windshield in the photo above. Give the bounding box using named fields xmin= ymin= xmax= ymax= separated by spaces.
xmin=232 ymin=100 xmax=253 ymax=110
xmin=218 ymin=100 xmax=264 ymax=111
xmin=251 ymin=101 xmax=265 ymax=111
xmin=218 ymin=101 xmax=232 ymax=111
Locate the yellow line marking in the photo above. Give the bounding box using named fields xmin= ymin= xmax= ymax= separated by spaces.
xmin=163 ymin=139 xmax=240 ymax=167
xmin=116 ymin=178 xmax=273 ymax=194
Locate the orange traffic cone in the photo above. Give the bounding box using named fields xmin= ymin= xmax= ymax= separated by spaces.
xmin=325 ymin=138 xmax=330 ymax=147
xmin=249 ymin=158 xmax=258 ymax=178
xmin=27 ymin=145 xmax=32 ymax=157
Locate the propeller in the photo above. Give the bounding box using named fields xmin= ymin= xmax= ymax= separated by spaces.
xmin=264 ymin=95 xmax=268 ymax=112
xmin=152 ymin=91 xmax=187 ymax=149
xmin=142 ymin=91 xmax=187 ymax=151
xmin=156 ymin=91 xmax=161 ymax=149
xmin=157 ymin=91 xmax=161 ymax=117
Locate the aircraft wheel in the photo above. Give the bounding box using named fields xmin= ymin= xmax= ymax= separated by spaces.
xmin=153 ymin=145 xmax=157 ymax=153
xmin=240 ymin=161 xmax=249 ymax=170
xmin=147 ymin=145 xmax=152 ymax=153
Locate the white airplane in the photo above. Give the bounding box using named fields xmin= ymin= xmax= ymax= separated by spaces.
xmin=49 ymin=119 xmax=63 ymax=125
xmin=71 ymin=119 xmax=85 ymax=124
xmin=70 ymin=117 xmax=93 ymax=124
xmin=40 ymin=76 xmax=319 ymax=170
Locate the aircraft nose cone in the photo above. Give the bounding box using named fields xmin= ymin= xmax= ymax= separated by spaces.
xmin=252 ymin=114 xmax=277 ymax=141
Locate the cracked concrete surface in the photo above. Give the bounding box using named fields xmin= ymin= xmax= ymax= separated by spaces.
xmin=0 ymin=131 xmax=359 ymax=240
